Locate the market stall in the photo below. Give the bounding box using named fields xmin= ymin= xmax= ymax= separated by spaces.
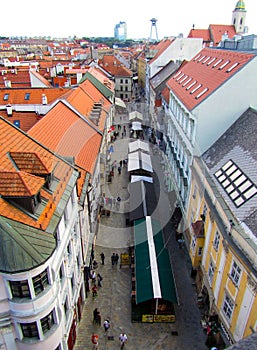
xmin=131 ymin=216 xmax=178 ymax=322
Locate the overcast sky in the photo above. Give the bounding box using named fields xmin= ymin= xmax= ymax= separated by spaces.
xmin=2 ymin=0 xmax=256 ymax=39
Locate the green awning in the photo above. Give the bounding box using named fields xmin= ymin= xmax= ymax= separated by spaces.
xmin=134 ymin=216 xmax=178 ymax=305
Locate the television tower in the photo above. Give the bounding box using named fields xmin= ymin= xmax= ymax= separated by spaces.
xmin=149 ymin=18 xmax=158 ymax=42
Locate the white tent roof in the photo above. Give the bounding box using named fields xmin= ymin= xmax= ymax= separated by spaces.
xmin=127 ymin=151 xmax=153 ymax=173
xmin=129 ymin=111 xmax=143 ymax=121
xmin=131 ymin=121 xmax=142 ymax=130
xmin=130 ymin=175 xmax=153 ymax=183
xmin=129 ymin=140 xmax=150 ymax=154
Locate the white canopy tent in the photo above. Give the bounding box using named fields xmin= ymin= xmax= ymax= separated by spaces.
xmin=127 ymin=151 xmax=153 ymax=173
xmin=130 ymin=175 xmax=153 ymax=183
xmin=131 ymin=121 xmax=142 ymax=131
xmin=129 ymin=140 xmax=150 ymax=154
xmin=129 ymin=111 xmax=143 ymax=121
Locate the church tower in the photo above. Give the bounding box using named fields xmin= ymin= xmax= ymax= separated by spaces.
xmin=232 ymin=1 xmax=247 ymax=34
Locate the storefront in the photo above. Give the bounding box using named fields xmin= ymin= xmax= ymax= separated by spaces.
xmin=131 ymin=216 xmax=178 ymax=322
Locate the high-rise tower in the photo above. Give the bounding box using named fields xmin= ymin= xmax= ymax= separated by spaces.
xmin=114 ymin=21 xmax=127 ymax=41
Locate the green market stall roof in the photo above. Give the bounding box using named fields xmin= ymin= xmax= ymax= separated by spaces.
xmin=134 ymin=216 xmax=178 ymax=305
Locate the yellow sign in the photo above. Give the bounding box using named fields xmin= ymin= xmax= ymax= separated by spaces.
xmin=142 ymin=314 xmax=154 ymax=323
xmin=120 ymin=253 xmax=130 ymax=266
xmin=154 ymin=314 xmax=175 ymax=323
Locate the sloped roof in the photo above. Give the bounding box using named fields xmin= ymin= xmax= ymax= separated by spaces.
xmin=187 ymin=25 xmax=237 ymax=46
xmin=0 ymin=111 xmax=42 ymax=132
xmin=0 ymin=117 xmax=80 ymax=272
xmin=28 ymin=100 xmax=102 ymax=174
xmin=209 ymin=24 xmax=237 ymax=45
xmin=10 ymin=151 xmax=52 ymax=174
xmin=0 ymin=87 xmax=70 ymax=104
xmin=29 ymin=69 xmax=52 ymax=87
xmin=188 ymin=29 xmax=212 ymax=42
xmin=98 ymin=55 xmax=133 ymax=77
xmin=0 ymin=171 xmax=45 ymax=197
xmin=63 ymin=81 xmax=110 ymax=133
xmin=202 ymin=107 xmax=257 ymax=234
xmin=166 ymin=48 xmax=255 ymax=111
xmin=148 ymin=38 xmax=175 ymax=64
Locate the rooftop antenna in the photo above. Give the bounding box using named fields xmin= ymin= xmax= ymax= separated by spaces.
xmin=149 ymin=18 xmax=158 ymax=42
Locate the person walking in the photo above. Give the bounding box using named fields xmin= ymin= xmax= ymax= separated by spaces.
xmin=93 ymin=308 xmax=99 ymax=324
xmin=97 ymin=273 xmax=103 ymax=288
xmin=118 ymin=166 xmax=122 ymax=175
xmin=111 ymin=253 xmax=116 ymax=266
xmin=91 ymin=333 xmax=99 ymax=349
xmin=115 ymin=253 xmax=119 ymax=265
xmin=103 ymin=319 xmax=110 ymax=332
xmin=119 ymin=332 xmax=128 ymax=349
xmin=92 ymin=284 xmax=98 ymax=298
xmin=100 ymin=252 xmax=105 ymax=265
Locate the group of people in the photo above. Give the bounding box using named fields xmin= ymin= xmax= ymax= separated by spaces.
xmin=91 ymin=329 xmax=128 ymax=349
xmin=111 ymin=252 xmax=119 ymax=266
xmin=90 ymin=266 xmax=103 ymax=298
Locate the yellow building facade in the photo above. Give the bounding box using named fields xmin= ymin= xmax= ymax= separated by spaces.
xmin=186 ymin=156 xmax=257 ymax=345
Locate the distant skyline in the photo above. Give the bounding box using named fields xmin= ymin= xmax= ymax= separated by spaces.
xmin=1 ymin=0 xmax=256 ymax=40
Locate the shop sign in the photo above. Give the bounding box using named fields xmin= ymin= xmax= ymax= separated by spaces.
xmin=154 ymin=314 xmax=175 ymax=323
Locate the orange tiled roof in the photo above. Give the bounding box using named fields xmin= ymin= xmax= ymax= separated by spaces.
xmin=0 ymin=111 xmax=42 ymax=132
xmin=28 ymin=101 xmax=102 ymax=174
xmin=209 ymin=24 xmax=236 ymax=45
xmin=10 ymin=151 xmax=53 ymax=174
xmin=65 ymin=80 xmax=110 ymax=132
xmin=166 ymin=48 xmax=254 ymax=111
xmin=187 ymin=25 xmax=237 ymax=46
xmin=0 ymin=87 xmax=70 ymax=105
xmin=187 ymin=29 xmax=211 ymax=42
xmin=0 ymin=171 xmax=45 ymax=196
xmin=98 ymin=55 xmax=133 ymax=77
xmin=0 ymin=116 xmax=77 ymax=230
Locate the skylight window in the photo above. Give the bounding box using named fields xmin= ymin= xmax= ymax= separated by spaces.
xmin=195 ymin=87 xmax=209 ymax=99
xmin=198 ymin=56 xmax=206 ymax=62
xmin=226 ymin=62 xmax=239 ymax=73
xmin=186 ymin=81 xmax=197 ymax=90
xmin=214 ymin=159 xmax=257 ymax=208
xmin=194 ymin=54 xmax=201 ymax=61
xmin=218 ymin=60 xmax=230 ymax=70
xmin=176 ymin=73 xmax=184 ymax=81
xmin=190 ymin=84 xmax=202 ymax=94
xmin=212 ymin=59 xmax=223 ymax=68
xmin=202 ymin=57 xmax=211 ymax=64
xmin=182 ymin=78 xmax=192 ymax=87
xmin=179 ymin=75 xmax=188 ymax=84
xmin=207 ymin=58 xmax=216 ymax=66
xmin=4 ymin=93 xmax=9 ymax=101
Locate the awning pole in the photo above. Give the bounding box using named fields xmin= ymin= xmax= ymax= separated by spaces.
xmin=155 ymin=298 xmax=159 ymax=315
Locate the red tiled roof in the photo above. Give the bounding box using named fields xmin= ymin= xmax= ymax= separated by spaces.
xmin=98 ymin=55 xmax=133 ymax=77
xmin=0 ymin=87 xmax=70 ymax=105
xmin=0 ymin=116 xmax=76 ymax=229
xmin=28 ymin=101 xmax=102 ymax=174
xmin=10 ymin=151 xmax=53 ymax=174
xmin=166 ymin=48 xmax=255 ymax=111
xmin=188 ymin=29 xmax=211 ymax=42
xmin=187 ymin=25 xmax=237 ymax=46
xmin=0 ymin=171 xmax=45 ymax=196
xmin=209 ymin=25 xmax=236 ymax=45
